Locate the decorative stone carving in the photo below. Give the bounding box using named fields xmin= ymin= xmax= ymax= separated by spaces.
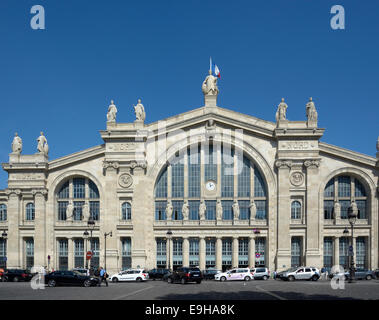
xmin=130 ymin=160 xmax=147 ymax=170
xmin=275 ymin=98 xmax=288 ymax=122
xmin=133 ymin=99 xmax=146 ymax=122
xmin=182 ymin=201 xmax=189 ymax=220
xmin=102 ymin=160 xmax=120 ymax=170
xmin=334 ymin=201 xmax=340 ymax=219
xmin=290 ymin=172 xmax=304 ymax=186
xmin=31 ymin=189 xmax=48 ymax=197
xmin=66 ymin=201 xmax=74 ymax=221
xmin=107 ymin=100 xmax=117 ymax=122
xmin=232 ymin=200 xmax=239 ymax=220
xmin=202 ymin=70 xmax=219 ymax=96
xmin=303 ymin=159 xmax=321 ymax=168
xmin=118 ymin=173 xmax=133 ymax=188
xmin=11 ymin=133 xmax=22 ymax=154
xmin=199 ymin=200 xmax=206 ymax=221
xmin=37 ymin=132 xmax=49 ymax=155
xmin=5 ymin=189 xmax=21 ymax=197
xmin=249 ymin=201 xmax=256 ymax=221
xmin=351 ymin=201 xmax=358 ymax=215
xmin=82 ymin=202 xmax=90 ymax=221
xmin=166 ymin=201 xmax=173 ymax=221
xmin=216 ymin=200 xmax=223 ymax=220
xmin=306 ymin=97 xmax=318 ymax=124
xmin=275 ymin=160 xmax=292 ymax=169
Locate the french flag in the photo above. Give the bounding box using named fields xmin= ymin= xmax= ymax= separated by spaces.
xmin=210 ymin=57 xmax=221 ymax=78
xmin=214 ymin=64 xmax=221 ymax=78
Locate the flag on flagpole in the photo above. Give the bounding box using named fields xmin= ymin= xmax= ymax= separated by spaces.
xmin=214 ymin=64 xmax=221 ymax=78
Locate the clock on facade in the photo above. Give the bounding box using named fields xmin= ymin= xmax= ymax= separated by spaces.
xmin=205 ymin=180 xmax=216 ymax=191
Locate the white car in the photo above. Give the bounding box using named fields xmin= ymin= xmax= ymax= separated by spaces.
xmin=215 ymin=268 xmax=253 ymax=281
xmin=279 ymin=266 xmax=320 ymax=281
xmin=110 ymin=269 xmax=149 ymax=282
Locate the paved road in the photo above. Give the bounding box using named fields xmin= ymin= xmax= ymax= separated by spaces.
xmin=0 ymin=279 xmax=378 ymax=300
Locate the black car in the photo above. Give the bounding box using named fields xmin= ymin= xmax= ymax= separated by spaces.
xmin=168 ymin=267 xmax=203 ymax=284
xmin=148 ymin=268 xmax=170 ymax=280
xmin=3 ymin=269 xmax=34 ymax=282
xmin=202 ymin=269 xmax=221 ymax=280
xmin=45 ymin=270 xmax=99 ymax=287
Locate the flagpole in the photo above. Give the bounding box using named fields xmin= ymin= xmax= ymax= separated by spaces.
xmin=209 ymin=57 xmax=212 ymax=73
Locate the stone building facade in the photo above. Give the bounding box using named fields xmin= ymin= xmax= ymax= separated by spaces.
xmin=0 ymin=72 xmax=378 ymax=274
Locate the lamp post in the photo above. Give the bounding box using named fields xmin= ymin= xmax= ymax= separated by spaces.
xmin=87 ymin=217 xmax=95 ymax=271
xmin=347 ymin=205 xmax=357 ymax=283
xmin=166 ymin=230 xmax=172 ymax=271
xmin=104 ymin=232 xmax=112 ymax=271
xmin=83 ymin=230 xmax=89 ymax=270
xmin=1 ymin=231 xmax=7 ymax=270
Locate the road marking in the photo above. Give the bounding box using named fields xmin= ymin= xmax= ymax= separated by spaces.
xmin=255 ymin=285 xmax=287 ymax=300
xmin=112 ymin=285 xmax=154 ymax=300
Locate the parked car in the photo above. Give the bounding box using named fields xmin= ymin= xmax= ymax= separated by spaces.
xmin=168 ymin=267 xmax=203 ymax=284
xmin=72 ymin=268 xmax=90 ymax=276
xmin=374 ymin=269 xmax=379 ymax=279
xmin=3 ymin=269 xmax=34 ymax=282
xmin=162 ymin=270 xmax=172 ymax=282
xmin=250 ymin=267 xmax=270 ymax=280
xmin=148 ymin=268 xmax=170 ymax=280
xmin=215 ymin=268 xmax=253 ymax=282
xmin=202 ymin=268 xmax=221 ymax=280
xmin=110 ymin=269 xmax=149 ymax=282
xmin=45 ymin=270 xmax=98 ymax=287
xmin=330 ymin=268 xmax=376 ymax=280
xmin=278 ymin=267 xmax=320 ymax=281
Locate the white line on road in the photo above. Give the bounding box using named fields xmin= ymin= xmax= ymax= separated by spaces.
xmin=255 ymin=285 xmax=287 ymax=300
xmin=112 ymin=285 xmax=154 ymax=300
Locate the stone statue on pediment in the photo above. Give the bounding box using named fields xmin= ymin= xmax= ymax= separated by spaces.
xmin=202 ymin=70 xmax=219 ymax=96
xmin=166 ymin=201 xmax=173 ymax=221
xmin=182 ymin=201 xmax=189 ymax=220
xmin=334 ymin=201 xmax=340 ymax=219
xmin=275 ymin=98 xmax=288 ymax=122
xmin=133 ymin=99 xmax=146 ymax=122
xmin=216 ymin=200 xmax=223 ymax=221
xmin=107 ymin=100 xmax=117 ymax=122
xmin=232 ymin=200 xmax=239 ymax=220
xmin=306 ymin=97 xmax=318 ymax=122
xmin=37 ymin=132 xmax=49 ymax=155
xmin=199 ymin=200 xmax=206 ymax=221
xmin=249 ymin=200 xmax=256 ymax=221
xmin=351 ymin=201 xmax=358 ymax=215
xmin=66 ymin=201 xmax=73 ymax=221
xmin=83 ymin=202 xmax=90 ymax=221
xmin=11 ymin=132 xmax=22 ymax=154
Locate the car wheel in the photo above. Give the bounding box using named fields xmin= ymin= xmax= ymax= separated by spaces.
xmin=220 ymin=276 xmax=226 ymax=282
xmin=136 ymin=277 xmax=142 ymax=282
xmin=167 ymin=277 xmax=172 ymax=284
xmin=366 ymin=275 xmax=372 ymax=280
xmin=244 ymin=276 xmax=251 ymax=281
xmin=196 ymin=280 xmax=201 ymax=284
xmin=311 ymin=275 xmax=319 ymax=281
xmin=181 ymin=278 xmax=186 ymax=285
xmin=84 ymin=280 xmax=91 ymax=287
xmin=288 ymin=276 xmax=295 ymax=282
xmin=13 ymin=276 xmax=19 ymax=282
xmin=112 ymin=277 xmax=118 ymax=283
xmin=263 ymin=276 xmax=268 ymax=280
xmin=48 ymin=279 xmax=56 ymax=287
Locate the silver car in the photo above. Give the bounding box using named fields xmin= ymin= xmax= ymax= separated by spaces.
xmin=279 ymin=266 xmax=320 ymax=281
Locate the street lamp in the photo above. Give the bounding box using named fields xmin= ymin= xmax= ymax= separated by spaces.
xmin=104 ymin=231 xmax=112 ymax=271
xmin=87 ymin=217 xmax=95 ymax=271
xmin=1 ymin=231 xmax=7 ymax=270
xmin=83 ymin=230 xmax=89 ymax=270
xmin=347 ymin=205 xmax=358 ymax=283
xmin=166 ymin=230 xmax=172 ymax=271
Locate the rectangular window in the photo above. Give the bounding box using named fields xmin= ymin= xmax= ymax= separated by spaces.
xmin=73 ymin=201 xmax=84 ymax=221
xmin=73 ymin=178 xmax=85 ymax=199
xmin=74 ymin=239 xmax=84 ymax=268
xmin=171 ymin=158 xmax=184 ymax=198
xmin=255 ymin=238 xmax=266 ymax=267
xmin=205 ymin=200 xmax=216 ymax=220
xmin=173 ymin=239 xmax=183 ymax=269
xmin=356 ymin=200 xmax=366 ymax=219
xmin=356 ymin=238 xmax=366 ymax=269
xmin=172 ymin=200 xmax=183 ymax=220
xmin=89 ymin=201 xmax=100 ymax=221
xmin=338 ymin=176 xmax=351 ymax=198
xmin=90 ymin=238 xmax=100 ymax=270
xmin=25 ymin=238 xmax=34 ymax=269
xmin=204 ymin=144 xmax=217 ymax=182
xmin=189 ymin=201 xmax=199 ymax=220
xmin=255 ymin=200 xmax=267 ymax=220
xmin=89 ymin=180 xmax=99 ymax=199
xmin=221 ymin=201 xmax=233 ymax=220
xmin=324 ymin=200 xmax=334 ymax=219
xmin=58 ymin=201 xmax=68 ymax=220
xmin=221 ymin=147 xmax=234 ymax=197
xmin=155 ymin=170 xmax=167 ymax=198
xmin=254 ymin=168 xmax=266 ymax=197
xmin=324 ymin=179 xmax=334 ymax=197
xmin=0 ymin=239 xmax=6 ymax=269
xmin=238 ymin=200 xmax=250 ymax=220
xmin=58 ymin=181 xmax=69 ymax=199
xmin=339 ymin=237 xmax=349 ymax=269
xmin=189 ymin=239 xmax=199 ymax=267
xmin=59 ymin=239 xmax=68 ymax=271
xmin=323 ymin=238 xmax=333 ymax=269
xmin=339 ymin=200 xmax=350 ymax=219
xmin=205 ymin=239 xmax=216 ymax=268
xmin=354 ymin=179 xmax=366 ymax=197
xmin=188 ymin=147 xmax=200 ymax=198
xmin=291 ymin=237 xmax=301 ymax=268
xmin=238 ymin=239 xmax=249 ymax=267
xmin=155 ymin=201 xmax=167 ymax=220
xmin=222 ymin=239 xmax=232 ymax=270
xmin=238 ymin=156 xmax=250 ymax=197
xmin=156 ymin=238 xmax=167 ymax=268
xmin=122 ymin=238 xmax=132 ymax=270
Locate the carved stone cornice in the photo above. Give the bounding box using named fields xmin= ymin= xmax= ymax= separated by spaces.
xmin=5 ymin=188 xmax=21 ymax=197
xmin=275 ymin=160 xmax=292 ymax=169
xmin=130 ymin=160 xmax=147 ymax=170
xmin=31 ymin=188 xmax=48 ymax=197
xmin=303 ymin=159 xmax=321 ymax=168
xmin=102 ymin=160 xmax=120 ymax=170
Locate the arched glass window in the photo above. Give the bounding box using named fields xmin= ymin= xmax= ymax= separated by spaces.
xmin=26 ymin=203 xmax=35 ymax=221
xmin=291 ymin=201 xmax=301 ymax=220
xmin=122 ymin=202 xmax=132 ymax=220
xmin=57 ymin=177 xmax=100 ymax=221
xmin=324 ymin=175 xmax=368 ymax=220
xmin=0 ymin=204 xmax=7 ymax=221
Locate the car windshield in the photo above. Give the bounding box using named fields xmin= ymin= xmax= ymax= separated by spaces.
xmin=72 ymin=271 xmax=82 ymax=276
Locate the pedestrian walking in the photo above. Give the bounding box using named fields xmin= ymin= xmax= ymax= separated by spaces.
xmin=273 ymin=271 xmax=277 ymax=280
xmin=98 ymin=267 xmax=108 ymax=287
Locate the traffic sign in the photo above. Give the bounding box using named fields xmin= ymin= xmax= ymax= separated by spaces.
xmin=86 ymin=251 xmax=93 ymax=260
xmin=255 ymin=253 xmax=261 ymax=258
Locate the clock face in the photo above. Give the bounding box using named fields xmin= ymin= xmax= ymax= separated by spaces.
xmin=205 ymin=181 xmax=216 ymax=191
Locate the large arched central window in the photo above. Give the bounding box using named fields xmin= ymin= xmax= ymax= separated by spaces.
xmin=57 ymin=177 xmax=100 ymax=221
xmin=154 ymin=143 xmax=267 ymax=221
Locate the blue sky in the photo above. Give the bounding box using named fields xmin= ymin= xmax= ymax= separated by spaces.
xmin=0 ymin=0 xmax=378 ymax=188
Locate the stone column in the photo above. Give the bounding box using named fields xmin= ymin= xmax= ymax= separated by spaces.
xmin=334 ymin=237 xmax=340 ymax=267
xmin=6 ymin=190 xmax=21 ymax=268
xmin=232 ymin=237 xmax=239 ymax=268
xmin=216 ymin=238 xmax=222 ymax=270
xmin=182 ymin=237 xmax=189 ymax=267
xmin=199 ymin=237 xmax=206 ymax=270
xmin=33 ymin=190 xmax=47 ymax=267
xmin=304 ymin=160 xmax=322 ymax=267
xmin=353 ymin=236 xmax=357 ymax=269
xmin=167 ymin=238 xmax=173 ymax=270
xmin=275 ymin=160 xmax=292 ymax=271
xmin=248 ymin=237 xmax=255 ymax=268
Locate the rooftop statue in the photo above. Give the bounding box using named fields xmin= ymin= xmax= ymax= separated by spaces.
xmin=202 ymin=70 xmax=219 ymax=96
xmin=11 ymin=132 xmax=22 ymax=154
xmin=275 ymin=98 xmax=288 ymax=122
xmin=306 ymin=97 xmax=318 ymax=122
xmin=37 ymin=132 xmax=49 ymax=155
xmin=133 ymin=99 xmax=146 ymax=122
xmin=107 ymin=100 xmax=117 ymax=122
